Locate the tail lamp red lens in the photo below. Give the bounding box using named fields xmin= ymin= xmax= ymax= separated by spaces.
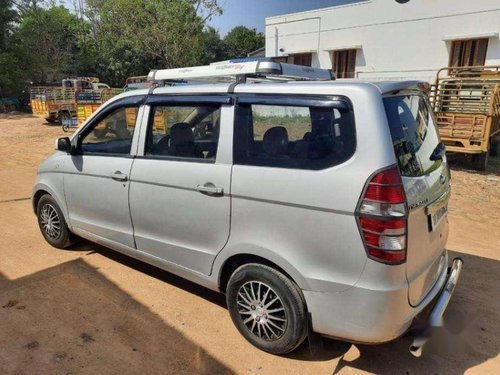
xmin=357 ymin=166 xmax=407 ymax=265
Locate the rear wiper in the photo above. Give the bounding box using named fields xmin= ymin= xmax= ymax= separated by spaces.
xmin=430 ymin=142 xmax=446 ymax=161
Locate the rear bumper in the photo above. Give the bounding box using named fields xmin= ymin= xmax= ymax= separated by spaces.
xmin=409 ymin=257 xmax=463 ymax=357
xmin=303 ymin=253 xmax=454 ymax=344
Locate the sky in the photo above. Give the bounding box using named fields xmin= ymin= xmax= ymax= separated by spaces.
xmin=207 ymin=0 xmax=359 ymax=35
xmin=62 ymin=1 xmax=359 ymax=36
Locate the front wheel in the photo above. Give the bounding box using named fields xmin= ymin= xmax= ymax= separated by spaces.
xmin=226 ymin=264 xmax=308 ymax=355
xmin=36 ymin=194 xmax=73 ymax=249
xmin=62 ymin=124 xmax=70 ymax=132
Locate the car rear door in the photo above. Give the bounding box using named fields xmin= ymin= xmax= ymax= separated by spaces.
xmin=128 ymin=95 xmax=233 ymax=275
xmin=383 ymin=92 xmax=451 ymax=306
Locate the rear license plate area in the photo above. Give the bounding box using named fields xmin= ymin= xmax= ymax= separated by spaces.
xmin=429 ymin=204 xmax=448 ymax=231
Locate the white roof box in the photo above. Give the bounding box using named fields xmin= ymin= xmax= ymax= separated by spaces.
xmin=148 ymin=60 xmax=334 ymax=84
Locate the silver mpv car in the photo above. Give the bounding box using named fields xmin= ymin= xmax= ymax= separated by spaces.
xmin=33 ymin=62 xmax=462 ymax=356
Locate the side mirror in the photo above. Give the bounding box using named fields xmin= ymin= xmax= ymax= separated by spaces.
xmin=56 ymin=137 xmax=72 ymax=153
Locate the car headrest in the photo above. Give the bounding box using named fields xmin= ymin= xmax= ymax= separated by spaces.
xmin=263 ymin=126 xmax=289 ymax=157
xmin=169 ymin=123 xmax=194 ymax=147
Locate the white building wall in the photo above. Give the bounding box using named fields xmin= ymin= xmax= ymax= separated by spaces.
xmin=265 ymin=0 xmax=500 ymax=82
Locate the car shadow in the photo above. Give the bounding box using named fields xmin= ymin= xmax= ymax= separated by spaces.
xmin=70 ymin=239 xmax=226 ymax=309
xmin=0 ymin=259 xmax=232 ymax=374
xmin=64 ymin=242 xmax=499 ymax=374
xmin=290 ymin=249 xmax=499 ymax=374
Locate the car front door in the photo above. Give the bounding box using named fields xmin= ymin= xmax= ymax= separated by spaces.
xmin=64 ymin=96 xmax=144 ymax=248
xmin=129 ymin=96 xmax=232 ymax=274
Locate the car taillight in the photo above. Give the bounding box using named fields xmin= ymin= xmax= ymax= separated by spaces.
xmin=356 ymin=166 xmax=407 ymax=265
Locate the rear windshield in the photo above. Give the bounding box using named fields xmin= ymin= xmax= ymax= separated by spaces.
xmin=383 ymin=94 xmax=442 ymax=177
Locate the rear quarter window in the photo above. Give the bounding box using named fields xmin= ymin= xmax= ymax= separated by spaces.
xmin=234 ymin=99 xmax=356 ymax=170
xmin=383 ymin=94 xmax=442 ymax=177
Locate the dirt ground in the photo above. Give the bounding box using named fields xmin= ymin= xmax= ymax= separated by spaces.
xmin=0 ymin=114 xmax=499 ymax=375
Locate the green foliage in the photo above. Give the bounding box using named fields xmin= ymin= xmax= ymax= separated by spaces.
xmin=0 ymin=51 xmax=23 ymax=95
xmin=13 ymin=6 xmax=86 ymax=84
xmin=0 ymin=0 xmax=16 ymax=50
xmin=0 ymin=0 xmax=20 ymax=95
xmin=201 ymin=27 xmax=226 ymax=64
xmin=0 ymin=0 xmax=266 ymax=98
xmin=83 ymin=0 xmax=224 ymax=84
xmin=223 ymin=26 xmax=264 ymax=59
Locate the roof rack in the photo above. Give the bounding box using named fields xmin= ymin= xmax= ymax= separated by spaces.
xmin=147 ymin=61 xmax=335 ymax=85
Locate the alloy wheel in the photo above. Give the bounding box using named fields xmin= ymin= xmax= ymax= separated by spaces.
xmin=236 ymin=281 xmax=288 ymax=341
xmin=40 ymin=203 xmax=61 ymax=240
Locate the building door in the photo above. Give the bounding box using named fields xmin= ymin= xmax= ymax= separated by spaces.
xmin=449 ymin=39 xmax=488 ymax=67
xmin=333 ymin=49 xmax=357 ymax=78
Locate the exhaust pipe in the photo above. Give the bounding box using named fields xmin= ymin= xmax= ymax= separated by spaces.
xmin=409 ymin=331 xmax=431 ymax=357
xmin=409 ymin=344 xmax=423 ymax=358
xmin=409 ymin=258 xmax=463 ymax=357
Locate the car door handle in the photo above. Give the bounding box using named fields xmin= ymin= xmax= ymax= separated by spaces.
xmin=111 ymin=171 xmax=128 ymax=182
xmin=197 ymin=183 xmax=223 ymax=196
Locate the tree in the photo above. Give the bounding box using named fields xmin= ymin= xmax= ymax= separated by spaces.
xmin=83 ymin=0 xmax=223 ymax=84
xmin=12 ymin=0 xmax=43 ymax=16
xmin=1 ymin=0 xmax=229 ymax=95
xmin=13 ymin=6 xmax=88 ymax=84
xmin=223 ymin=26 xmax=264 ymax=59
xmin=201 ymin=27 xmax=226 ymax=64
xmin=1 ymin=0 xmax=16 ymax=51
xmin=0 ymin=0 xmax=21 ymax=96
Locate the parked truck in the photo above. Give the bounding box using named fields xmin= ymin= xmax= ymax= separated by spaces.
xmin=75 ymin=87 xmax=123 ymax=126
xmin=30 ymin=77 xmax=111 ymax=124
xmin=75 ymin=76 xmax=157 ymax=126
xmin=429 ymin=65 xmax=500 ymax=170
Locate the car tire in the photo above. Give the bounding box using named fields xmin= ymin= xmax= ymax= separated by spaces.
xmin=226 ymin=264 xmax=308 ymax=355
xmin=36 ymin=194 xmax=73 ymax=249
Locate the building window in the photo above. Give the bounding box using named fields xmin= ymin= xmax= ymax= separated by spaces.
xmin=449 ymin=39 xmax=488 ymax=67
xmin=333 ymin=49 xmax=357 ymax=78
xmin=292 ymin=53 xmax=312 ymax=67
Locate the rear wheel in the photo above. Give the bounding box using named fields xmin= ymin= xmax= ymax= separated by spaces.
xmin=226 ymin=264 xmax=308 ymax=355
xmin=36 ymin=195 xmax=73 ymax=249
xmin=472 ymin=152 xmax=489 ymax=171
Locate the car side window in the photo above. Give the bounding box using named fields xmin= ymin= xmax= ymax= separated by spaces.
xmin=80 ymin=106 xmax=139 ymax=155
xmin=234 ymin=101 xmax=356 ymax=170
xmin=145 ymin=104 xmax=221 ymax=160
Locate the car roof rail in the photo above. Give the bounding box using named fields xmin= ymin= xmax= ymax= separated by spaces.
xmin=147 ymin=60 xmax=335 ymax=86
